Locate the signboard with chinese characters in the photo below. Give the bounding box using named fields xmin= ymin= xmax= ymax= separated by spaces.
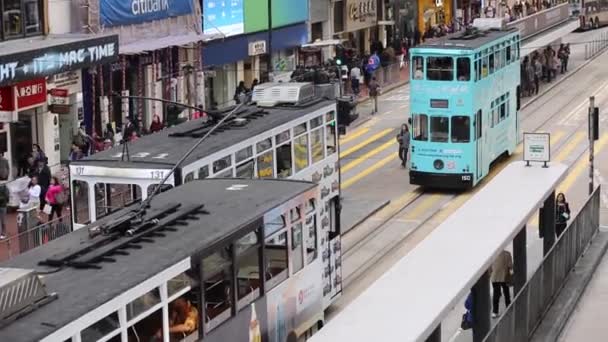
xmin=524 ymin=132 xmax=550 ymax=166
xmin=0 ymin=78 xmax=47 ymax=111
xmin=248 ymin=40 xmax=267 ymax=56
xmin=0 ymin=35 xmax=119 ymax=86
xmin=100 ymin=0 xmax=195 ymax=27
xmin=50 ymin=71 xmax=82 ymax=94
xmin=345 ymin=0 xmax=377 ymax=32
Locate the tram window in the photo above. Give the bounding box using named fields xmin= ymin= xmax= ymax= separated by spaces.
xmin=482 ymin=57 xmax=489 ymax=78
xmin=474 ymin=60 xmax=479 ymax=81
xmin=430 ymin=116 xmax=449 ymax=143
xmin=495 ymin=50 xmax=502 ymax=69
xmin=203 ymin=248 xmax=233 ymax=330
xmin=72 ymin=180 xmax=90 ymax=224
xmin=257 ymin=151 xmax=274 ymax=178
xmin=306 ymin=215 xmax=318 ymax=264
xmin=311 ymin=116 xmax=323 ymax=129
xmin=506 ymin=45 xmax=512 ymax=63
xmin=127 ymin=287 xmax=161 ymax=321
xmin=294 ymin=122 xmax=307 ymax=136
xmin=294 ymin=134 xmax=310 ymax=172
xmin=276 ymin=143 xmax=293 ymax=178
xmin=213 ymin=155 xmax=232 ymax=173
xmin=236 ymin=230 xmax=261 ymax=309
xmin=81 ymin=311 xmax=119 ymax=342
xmin=426 ymin=56 xmax=453 ymax=81
xmin=326 ymin=124 xmax=337 ymax=155
xmin=264 ymin=214 xmax=286 ymax=237
xmin=291 ymin=223 xmax=305 ymax=274
xmin=412 ymin=114 xmax=428 ymax=141
xmin=265 ymin=231 xmax=289 ymax=290
xmin=489 ymin=53 xmax=495 ymax=74
xmin=412 ymin=56 xmax=424 ymax=80
xmin=147 ymin=184 xmax=172 ymax=197
xmin=500 ymin=103 xmax=506 ymax=120
xmin=256 ymin=138 xmax=272 ymax=153
xmin=185 ymin=172 xmax=195 ymax=183
xmin=476 ymin=110 xmax=482 ymax=139
xmin=95 ymin=183 xmax=142 ymax=219
xmin=236 ymin=146 xmax=253 ymax=163
xmin=276 ymin=130 xmax=290 ymax=145
xmin=451 ymin=116 xmax=471 ymax=143
xmin=291 ymin=206 xmax=302 ymax=223
xmin=236 ymin=160 xmax=255 ymax=178
xmin=215 ymin=168 xmax=233 ymax=178
xmin=456 ymin=57 xmax=471 ymax=81
xmin=127 ymin=307 xmax=162 ymax=342
xmin=311 ymin=128 xmax=325 ymax=163
xmin=326 ymin=111 xmax=335 ymax=122
xmin=198 ymin=165 xmax=209 ymax=179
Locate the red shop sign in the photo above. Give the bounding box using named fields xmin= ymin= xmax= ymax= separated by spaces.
xmin=0 ymin=86 xmax=15 ymax=111
xmin=0 ymin=78 xmax=47 ymax=111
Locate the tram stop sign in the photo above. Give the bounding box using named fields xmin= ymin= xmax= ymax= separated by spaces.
xmin=523 ymin=132 xmax=550 ymax=167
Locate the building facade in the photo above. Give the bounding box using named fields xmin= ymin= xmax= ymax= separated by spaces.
xmin=0 ymin=0 xmax=118 ymax=178
xmin=73 ymin=0 xmax=207 ymax=138
xmin=201 ymin=0 xmax=310 ymax=109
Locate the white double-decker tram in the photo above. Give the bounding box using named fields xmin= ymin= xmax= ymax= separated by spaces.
xmin=69 ymin=83 xmax=342 ymax=307
xmin=0 ymin=179 xmax=331 ymax=342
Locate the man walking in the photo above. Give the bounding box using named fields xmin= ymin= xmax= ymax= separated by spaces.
xmin=396 ymin=124 xmax=411 ymax=168
xmin=350 ymin=63 xmax=361 ymax=96
xmin=369 ymin=77 xmax=380 ymax=114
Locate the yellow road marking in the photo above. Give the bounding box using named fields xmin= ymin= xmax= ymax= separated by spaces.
xmin=403 ymin=194 xmax=443 ymax=220
xmin=339 ymin=127 xmax=370 ymax=145
xmin=554 ymin=131 xmax=586 ymax=162
xmin=341 ymin=154 xmax=397 ymax=189
xmin=341 ymin=140 xmax=397 ymax=174
xmin=340 ymin=128 xmax=394 ymax=158
xmin=375 ymin=190 xmax=422 ymax=220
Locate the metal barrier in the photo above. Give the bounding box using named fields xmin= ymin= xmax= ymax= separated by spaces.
xmin=483 ymin=186 xmax=600 ymax=342
xmin=507 ymin=3 xmax=571 ymax=40
xmin=0 ymin=214 xmax=72 ymax=262
xmin=584 ymin=31 xmax=608 ymax=59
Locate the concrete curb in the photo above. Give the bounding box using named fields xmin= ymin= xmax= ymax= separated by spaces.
xmin=529 ymin=231 xmax=608 ymax=342
xmin=521 ymin=48 xmax=607 ymax=110
xmin=343 ymin=199 xmax=391 ymax=234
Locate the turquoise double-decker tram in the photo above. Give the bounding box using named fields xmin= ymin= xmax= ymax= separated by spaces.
xmin=408 ymin=22 xmax=521 ymax=189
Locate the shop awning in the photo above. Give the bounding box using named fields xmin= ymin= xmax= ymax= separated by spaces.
xmin=0 ymin=33 xmax=119 ymax=86
xmin=120 ymin=33 xmax=221 ymax=54
xmin=301 ymin=39 xmax=346 ymax=48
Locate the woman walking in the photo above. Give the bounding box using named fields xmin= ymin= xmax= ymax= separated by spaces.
xmin=555 ymin=192 xmax=571 ymax=237
xmin=490 ymin=250 xmax=513 ymax=318
xmin=396 ymin=124 xmax=410 ymax=168
xmin=45 ymin=176 xmax=64 ymax=222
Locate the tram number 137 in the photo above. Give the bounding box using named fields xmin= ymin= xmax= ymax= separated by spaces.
xmin=151 ymin=171 xmax=166 ymax=180
xmin=462 ymin=175 xmax=471 ymax=181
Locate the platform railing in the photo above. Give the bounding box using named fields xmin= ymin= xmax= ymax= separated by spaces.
xmin=584 ymin=31 xmax=608 ymax=59
xmin=483 ymin=186 xmax=600 ymax=342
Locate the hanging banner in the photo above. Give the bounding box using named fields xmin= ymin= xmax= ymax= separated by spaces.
xmin=100 ymin=0 xmax=195 ymax=27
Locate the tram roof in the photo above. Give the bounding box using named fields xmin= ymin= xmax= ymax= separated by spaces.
xmin=415 ymin=28 xmax=518 ymax=51
xmin=0 ymin=178 xmax=316 ymax=342
xmin=309 ymin=161 xmax=568 ymax=342
xmin=72 ymin=98 xmax=335 ymax=169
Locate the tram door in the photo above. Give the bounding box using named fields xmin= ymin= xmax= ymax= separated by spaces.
xmin=475 ymin=110 xmax=483 ymax=180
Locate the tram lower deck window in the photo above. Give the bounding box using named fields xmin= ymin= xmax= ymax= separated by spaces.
xmin=426 ymin=57 xmax=453 ymax=81
xmin=430 ymin=116 xmax=449 ymax=142
xmin=451 ymin=116 xmax=471 ymax=143
xmin=412 ymin=114 xmax=429 ymax=141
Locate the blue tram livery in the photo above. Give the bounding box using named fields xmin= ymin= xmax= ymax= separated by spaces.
xmin=408 ymin=19 xmax=521 ymax=189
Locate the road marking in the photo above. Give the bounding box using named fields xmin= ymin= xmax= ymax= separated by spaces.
xmin=340 ymin=128 xmax=394 ymax=158
xmin=340 ymin=127 xmax=370 ymax=145
xmin=558 ymin=81 xmax=608 ymax=125
xmin=403 ymin=194 xmax=443 ymax=220
xmin=554 ymin=131 xmax=586 ymax=162
xmin=341 ymin=154 xmax=397 ymax=189
xmin=341 ymin=140 xmax=397 ymax=173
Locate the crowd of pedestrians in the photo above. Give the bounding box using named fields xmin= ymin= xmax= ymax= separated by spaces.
xmin=521 ymin=43 xmax=570 ymax=97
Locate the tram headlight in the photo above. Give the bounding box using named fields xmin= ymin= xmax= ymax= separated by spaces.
xmin=433 ymin=159 xmax=444 ymax=170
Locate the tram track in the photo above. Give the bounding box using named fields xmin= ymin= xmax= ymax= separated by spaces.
xmin=340 ymin=57 xmax=608 ymax=289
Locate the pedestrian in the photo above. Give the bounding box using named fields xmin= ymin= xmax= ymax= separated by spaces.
xmin=35 ymin=160 xmax=51 ymax=210
xmin=555 ymin=192 xmax=571 ymax=237
xmin=251 ymin=79 xmax=259 ymax=92
xmin=0 ymin=181 xmax=8 ymax=239
xmin=149 ymin=114 xmax=164 ymax=133
xmin=526 ymin=58 xmax=535 ymax=96
xmin=32 ymin=144 xmax=46 ymax=165
xmin=533 ymin=56 xmax=542 ymax=95
xmin=234 ymin=81 xmax=249 ymax=104
xmin=490 ymin=250 xmax=513 ymax=318
xmin=44 ymin=176 xmax=64 ymax=222
xmin=0 ymin=152 xmax=9 ymax=181
xmin=545 ymin=46 xmax=555 ymax=82
xmin=396 ymin=124 xmax=410 ymax=168
xmin=70 ymin=144 xmax=84 ymax=161
xmin=27 ymin=175 xmax=41 ymax=209
xmin=123 ymin=118 xmax=136 ymax=142
xmin=369 ymin=77 xmax=380 ymax=114
xmin=564 ymin=43 xmax=571 ymax=72
xmin=461 ymin=291 xmax=473 ymax=330
xmin=350 ymin=63 xmax=361 ymax=96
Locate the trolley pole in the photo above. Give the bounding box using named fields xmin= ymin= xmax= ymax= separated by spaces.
xmin=589 ymin=96 xmax=595 ymax=196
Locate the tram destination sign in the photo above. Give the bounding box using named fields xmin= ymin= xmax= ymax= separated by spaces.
xmin=523 ymin=132 xmax=550 ymax=167
xmin=430 ymin=99 xmax=449 ymax=108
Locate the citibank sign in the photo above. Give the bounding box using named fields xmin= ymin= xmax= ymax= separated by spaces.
xmin=100 ymin=0 xmax=194 ymax=27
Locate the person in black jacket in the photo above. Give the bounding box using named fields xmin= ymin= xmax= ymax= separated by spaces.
xmin=35 ymin=160 xmax=51 ymax=210
xmin=555 ymin=192 xmax=571 ymax=237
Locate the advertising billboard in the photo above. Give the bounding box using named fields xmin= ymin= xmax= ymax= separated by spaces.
xmin=100 ymin=0 xmax=194 ymax=27
xmin=243 ymin=0 xmax=309 ymax=33
xmin=203 ymin=0 xmax=245 ymax=37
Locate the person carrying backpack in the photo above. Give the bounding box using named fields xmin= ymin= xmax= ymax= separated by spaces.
xmin=0 ymin=182 xmax=9 ymax=239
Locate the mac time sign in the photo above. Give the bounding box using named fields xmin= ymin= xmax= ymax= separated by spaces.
xmin=0 ymin=34 xmax=119 ymax=86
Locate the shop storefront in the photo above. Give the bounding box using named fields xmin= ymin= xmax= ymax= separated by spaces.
xmin=202 ymin=0 xmax=309 ymax=109
xmin=334 ymin=0 xmax=379 ymax=55
xmin=80 ymin=0 xmax=207 ymax=136
xmin=0 ymin=34 xmax=119 ymax=177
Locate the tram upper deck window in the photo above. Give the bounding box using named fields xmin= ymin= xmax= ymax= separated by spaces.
xmin=199 ymin=165 xmax=209 ymax=179
xmin=412 ymin=56 xmax=424 ymax=80
xmin=456 ymin=57 xmax=471 ymax=81
xmin=203 ymin=247 xmax=233 ymax=329
xmin=326 ymin=122 xmax=337 ymax=155
xmin=430 ymin=116 xmax=449 ymax=143
xmin=311 ymin=128 xmax=325 ymax=164
xmin=451 ymin=116 xmax=471 ymax=143
xmin=276 ymin=142 xmax=293 ymax=178
xmin=489 ymin=53 xmax=495 ymax=74
xmin=213 ymin=155 xmax=232 ymax=174
xmin=81 ymin=311 xmax=119 ymax=342
xmin=235 ymin=230 xmax=261 ymax=309
xmin=257 ymin=150 xmax=274 ymax=178
xmin=265 ymin=231 xmax=289 ymax=290
xmin=236 ymin=146 xmax=253 ymax=163
xmin=412 ymin=114 xmax=429 ymax=141
xmin=294 ymin=134 xmax=310 ymax=172
xmin=236 ymin=160 xmax=255 ymax=178
xmin=426 ymin=57 xmax=453 ymax=81
xmin=291 ymin=223 xmax=304 ymax=273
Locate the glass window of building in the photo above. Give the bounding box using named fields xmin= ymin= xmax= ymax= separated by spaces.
xmin=24 ymin=0 xmax=41 ymax=35
xmin=430 ymin=116 xmax=449 ymax=142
